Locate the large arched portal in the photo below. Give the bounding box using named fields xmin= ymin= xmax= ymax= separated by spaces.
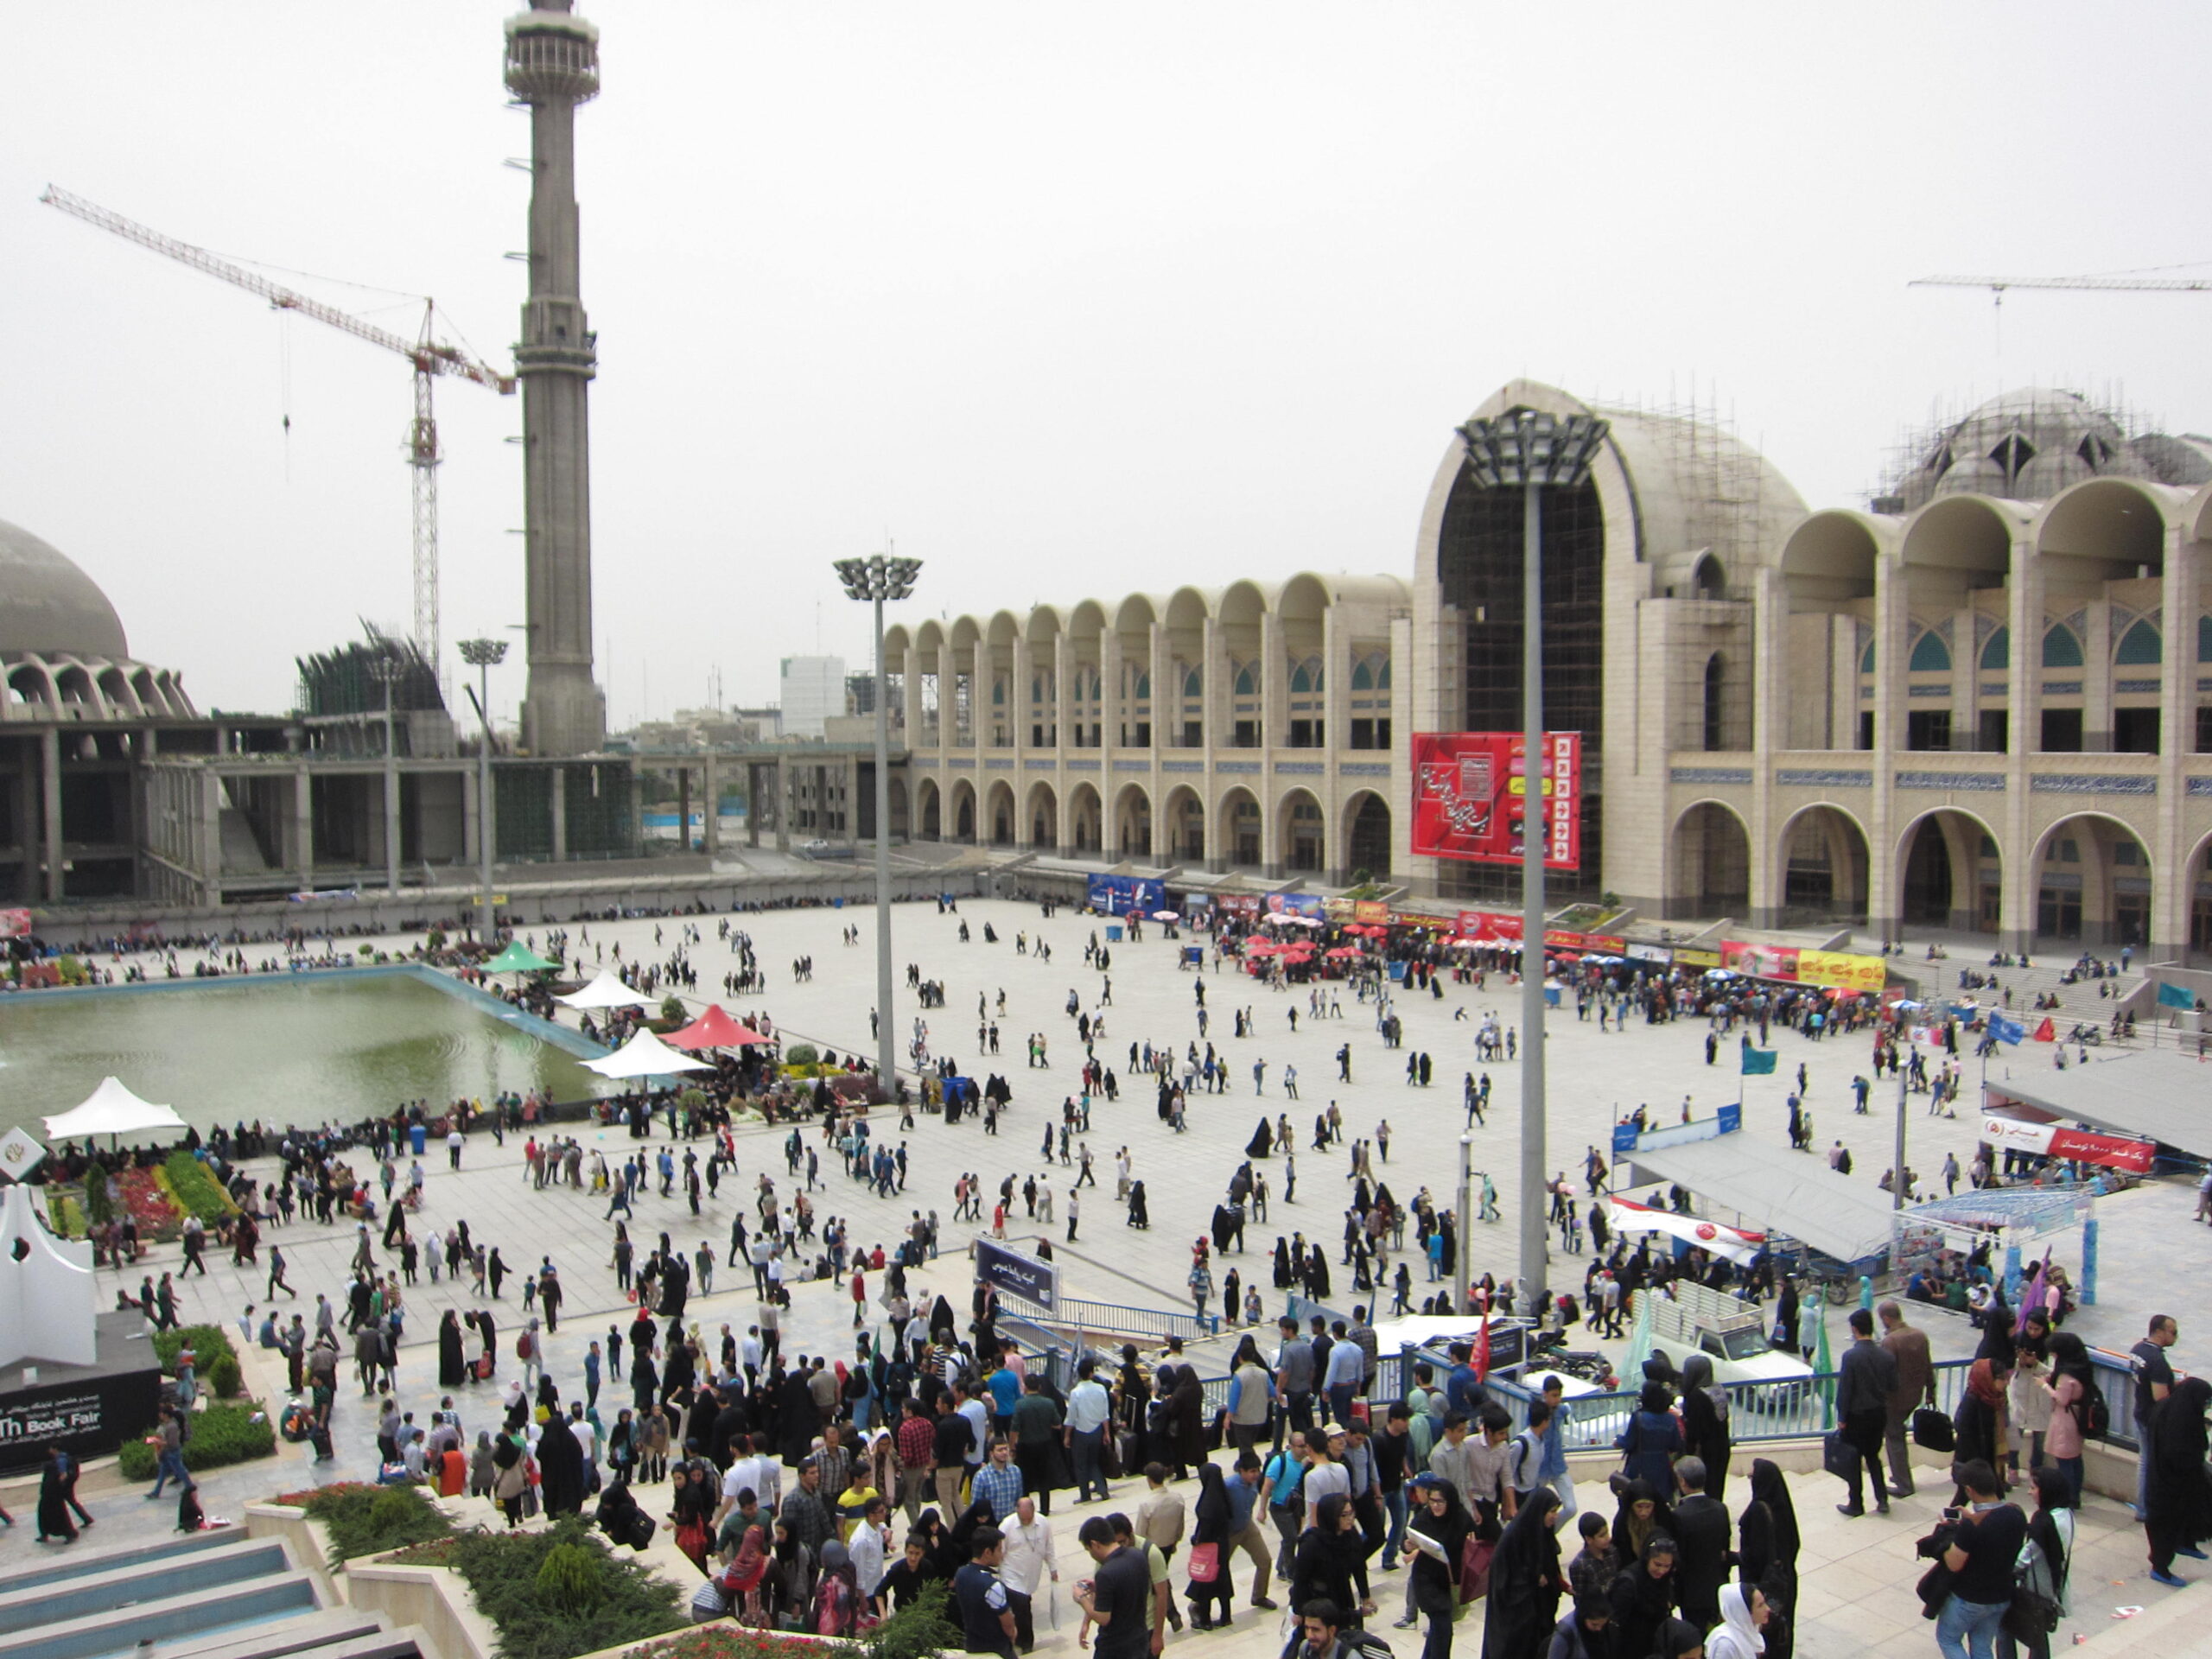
xmin=1067 ymin=783 xmax=1103 ymax=855
xmin=1778 ymin=804 xmax=1870 ymax=929
xmin=949 ymin=779 xmax=976 ymax=843
xmin=1670 ymin=801 xmax=1751 ymax=918
xmin=2032 ymin=814 xmax=2151 ymax=949
xmin=887 ymin=776 xmax=910 ymax=840
xmin=1027 ymin=782 xmax=1058 ymax=851
xmin=1115 ymin=785 xmax=1153 ymax=859
xmin=1344 ymin=791 xmax=1392 ymax=883
xmin=1219 ymin=788 xmax=1262 ymax=869
xmin=1899 ymin=810 xmax=1999 ymax=935
xmin=1280 ymin=789 xmax=1325 ymax=874
xmin=916 ymin=778 xmax=940 ymax=841
xmin=985 ymin=780 xmax=1016 ymax=848
xmin=1163 ymin=785 xmax=1205 ymax=862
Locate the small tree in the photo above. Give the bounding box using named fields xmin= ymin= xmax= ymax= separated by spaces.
xmin=535 ymin=1539 xmax=607 ymax=1617
xmin=660 ymin=995 xmax=687 ymax=1025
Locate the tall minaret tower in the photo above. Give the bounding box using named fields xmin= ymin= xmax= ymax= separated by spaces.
xmin=505 ymin=2 xmax=606 ymax=756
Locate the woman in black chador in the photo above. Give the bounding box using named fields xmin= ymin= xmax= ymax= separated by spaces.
xmin=1245 ymin=1119 xmax=1273 ymax=1159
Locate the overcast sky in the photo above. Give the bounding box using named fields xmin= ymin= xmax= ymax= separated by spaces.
xmin=7 ymin=3 xmax=2209 ymax=729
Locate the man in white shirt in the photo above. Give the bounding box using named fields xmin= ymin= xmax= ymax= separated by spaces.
xmin=1064 ymin=1358 xmax=1115 ymax=1503
xmin=718 ymin=1432 xmax=781 ymax=1529
xmin=569 ymin=1403 xmax=598 ymax=1486
xmin=1000 ymin=1494 xmax=1057 ymax=1652
xmin=957 ymin=1378 xmax=992 ymax=1477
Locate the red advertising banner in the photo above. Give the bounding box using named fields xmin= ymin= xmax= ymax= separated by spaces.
xmin=1455 ymin=910 xmax=1525 ymax=942
xmin=1546 ymin=930 xmax=1625 ymax=954
xmin=1721 ymin=940 xmax=1801 ymax=982
xmin=0 ymin=908 xmax=29 ymax=939
xmin=1980 ymin=1115 xmax=2154 ymax=1176
xmin=1352 ymin=900 xmax=1390 ymax=925
xmin=1411 ymin=733 xmax=1581 ymax=869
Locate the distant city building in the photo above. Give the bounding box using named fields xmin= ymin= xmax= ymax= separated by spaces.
xmin=619 ymin=706 xmax=757 ymax=753
xmin=846 ymin=671 xmax=878 ymax=715
xmin=778 ymin=656 xmax=846 ymax=739
xmin=734 ymin=706 xmax=784 ymax=743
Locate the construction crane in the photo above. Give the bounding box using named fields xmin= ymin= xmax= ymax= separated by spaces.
xmin=41 ymin=184 xmax=516 ymax=677
xmin=1913 ymin=271 xmax=2212 ymax=304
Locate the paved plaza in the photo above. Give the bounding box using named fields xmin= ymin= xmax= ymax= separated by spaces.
xmin=6 ymin=895 xmax=2202 ymax=1654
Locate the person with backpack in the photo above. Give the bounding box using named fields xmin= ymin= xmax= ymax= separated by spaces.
xmin=1507 ymin=1402 xmax=1551 ymax=1516
xmin=2039 ymin=1332 xmax=2094 ymax=1507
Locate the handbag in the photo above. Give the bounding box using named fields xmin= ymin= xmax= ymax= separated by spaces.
xmin=1821 ymin=1428 xmax=1856 ymax=1480
xmin=1458 ymin=1535 xmax=1496 ymax=1603
xmin=2002 ymin=1586 xmax=2059 ymax=1642
xmin=1185 ymin=1542 xmax=1222 ymax=1584
xmin=1912 ymin=1408 xmax=1955 ymax=1453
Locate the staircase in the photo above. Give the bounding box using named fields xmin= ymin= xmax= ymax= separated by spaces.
xmin=0 ymin=1530 xmax=427 ymax=1659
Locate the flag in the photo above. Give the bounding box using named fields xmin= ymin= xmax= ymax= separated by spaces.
xmin=2031 ymin=1017 xmax=2056 ymax=1043
xmin=1740 ymin=1048 xmax=1777 ymax=1076
xmin=1472 ymin=1312 xmax=1491 ymax=1381
xmin=1988 ymin=1014 xmax=2025 ymax=1046
xmin=2158 ymin=982 xmax=2196 ymax=1011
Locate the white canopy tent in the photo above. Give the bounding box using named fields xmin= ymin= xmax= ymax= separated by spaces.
xmin=42 ymin=1077 xmax=188 ymax=1142
xmin=556 ymin=969 xmax=653 ymax=1012
xmin=581 ymin=1027 xmax=715 ymax=1080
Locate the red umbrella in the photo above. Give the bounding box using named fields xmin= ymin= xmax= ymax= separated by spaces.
xmin=1325 ymin=946 xmax=1363 ymax=959
xmin=666 ymin=1004 xmax=769 ymax=1051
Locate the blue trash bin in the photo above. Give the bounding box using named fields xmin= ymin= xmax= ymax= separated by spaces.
xmin=409 ymin=1122 xmax=428 ymax=1155
xmin=1106 ymin=924 xmax=1124 ymax=943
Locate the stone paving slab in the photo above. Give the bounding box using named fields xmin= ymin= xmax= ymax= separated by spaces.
xmin=10 ymin=898 xmax=2208 ymax=1652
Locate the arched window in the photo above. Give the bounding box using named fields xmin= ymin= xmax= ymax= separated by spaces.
xmin=992 ymin=677 xmax=1007 ymax=704
xmin=1908 ymin=629 xmax=1951 ymax=674
xmin=1702 ymin=653 xmax=1726 ymax=751
xmin=1288 ymin=662 xmax=1315 ymax=696
xmin=2114 ymin=620 xmax=2162 ymax=665
xmin=1351 ymin=658 xmax=1375 ymax=692
xmin=1349 ymin=652 xmax=1390 ymax=749
xmin=1233 ymin=664 xmax=1257 ymax=697
xmin=2199 ymin=616 xmax=2212 ymax=664
xmin=1183 ymin=666 xmax=1202 ymax=699
xmin=2042 ymin=625 xmax=2084 ymax=670
xmin=1980 ymin=626 xmax=2009 ymax=672
xmin=1133 ymin=671 xmax=1150 ymax=698
xmin=1859 ymin=636 xmax=1877 ymax=675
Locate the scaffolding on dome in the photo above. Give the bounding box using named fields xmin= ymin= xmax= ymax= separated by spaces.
xmin=296 ymin=625 xmax=448 ymax=721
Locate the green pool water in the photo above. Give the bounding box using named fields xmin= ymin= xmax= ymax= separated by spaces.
xmin=0 ymin=971 xmax=606 ymax=1134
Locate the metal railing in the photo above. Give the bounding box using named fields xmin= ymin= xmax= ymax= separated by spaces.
xmin=996 ymin=1288 xmax=1221 ymax=1344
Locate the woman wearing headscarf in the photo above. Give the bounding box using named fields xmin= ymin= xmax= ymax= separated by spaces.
xmin=671 ymin=1459 xmax=718 ymax=1567
xmin=2039 ymin=1331 xmax=2094 ymax=1507
xmin=1617 ymin=1382 xmax=1686 ymax=1491
xmin=1679 ymin=1353 xmax=1732 ymax=1501
xmin=909 ymin=1506 xmax=950 ymax=1578
xmin=1949 ymin=1358 xmax=2012 ymax=1503
xmin=2014 ymin=1466 xmax=2074 ymax=1659
xmin=474 ymin=1308 xmax=498 ymax=1376
xmin=769 ymin=1515 xmax=818 ymax=1627
xmin=492 ymin=1430 xmax=531 ymax=1529
xmin=1248 ymin=1119 xmax=1274 ymax=1159
xmin=722 ymin=1524 xmax=773 ymax=1628
xmin=1306 ymin=1244 xmax=1331 ymax=1301
xmin=942 ymin=1496 xmax=995 ymax=1571
xmin=1611 ymin=1477 xmax=1674 ymax=1573
xmin=1274 ymin=1236 xmax=1294 ymax=1291
xmin=537 ymin=1408 xmax=587 ymax=1517
xmin=35 ymin=1445 xmax=77 ymax=1545
xmin=1734 ymin=1459 xmax=1797 ymax=1659
xmin=812 ymin=1537 xmax=863 ymax=1636
xmin=2144 ymin=1376 xmax=2212 ymax=1586
xmin=1770 ymin=1281 xmax=1798 ymax=1355
xmin=469 ymin=1430 xmax=497 ymax=1499
xmin=631 ymin=1339 xmax=660 ymax=1415
xmin=1187 ymin=1463 xmax=1236 ymax=1630
xmin=1706 ymin=1582 xmax=1770 ymax=1659
xmin=438 ymin=1310 xmax=467 ymax=1390
xmin=1482 ymin=1486 xmax=1562 ymax=1659
xmin=1290 ymin=1493 xmax=1374 ymax=1628
xmin=1402 ymin=1477 xmax=1473 ymax=1659
xmin=1608 ymin=1534 xmax=1680 ymax=1659
xmin=1171 ymin=1363 xmax=1206 ymax=1480
xmin=778 ymin=1364 xmax=821 ymax=1467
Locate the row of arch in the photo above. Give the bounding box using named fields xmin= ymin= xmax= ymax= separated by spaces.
xmin=4 ymin=652 xmax=194 ymax=721
xmin=1880 ymin=613 xmax=2197 ymax=676
xmin=1670 ymin=798 xmax=2200 ymax=947
xmin=899 ymin=775 xmax=1394 ymax=878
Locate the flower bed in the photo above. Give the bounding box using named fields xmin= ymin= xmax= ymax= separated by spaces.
xmin=389 ymin=1518 xmax=684 ymax=1659
xmin=632 ymin=1584 xmax=954 ymax=1659
xmin=161 ymin=1151 xmax=239 ymax=1224
xmin=118 ymin=1165 xmax=182 ymax=1242
xmin=117 ymin=1399 xmax=274 ymax=1479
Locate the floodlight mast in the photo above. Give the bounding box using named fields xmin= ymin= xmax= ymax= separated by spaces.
xmin=1451 ymin=410 xmax=1608 ymax=1319
xmin=836 ymin=553 xmax=922 ymax=1099
xmin=459 ymin=638 xmax=510 ymax=946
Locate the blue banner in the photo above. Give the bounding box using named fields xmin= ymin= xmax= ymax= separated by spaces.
xmin=976 ymin=1239 xmax=1060 ymax=1314
xmin=1988 ymin=1014 xmax=2025 ymax=1046
xmin=1087 ymin=874 xmax=1166 ymax=917
xmin=1717 ymin=1103 xmax=1742 ymax=1136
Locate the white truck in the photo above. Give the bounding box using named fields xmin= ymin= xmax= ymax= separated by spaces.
xmin=1639 ymin=1282 xmax=1815 ymax=1408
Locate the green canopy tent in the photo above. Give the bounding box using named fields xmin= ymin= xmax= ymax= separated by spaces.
xmin=481 ymin=942 xmax=558 ymax=975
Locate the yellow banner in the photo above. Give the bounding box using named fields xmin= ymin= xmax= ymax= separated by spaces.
xmin=1674 ymin=947 xmax=1722 ymax=969
xmin=1796 ymin=949 xmax=1886 ymax=992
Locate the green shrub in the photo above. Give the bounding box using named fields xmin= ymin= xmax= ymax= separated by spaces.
xmin=116 ymin=1400 xmax=274 ymax=1479
xmin=661 ymin=995 xmax=688 ymax=1024
xmin=208 ymin=1353 xmax=243 ymax=1399
xmin=154 ymin=1324 xmax=238 ymax=1375
xmin=785 ymin=1043 xmax=819 ymax=1067
xmin=535 ymin=1540 xmax=607 ymax=1617
xmin=46 ymin=1190 xmax=86 ymax=1238
xmin=427 ymin=928 xmax=448 ymax=952
xmin=295 ymin=1482 xmax=454 ymax=1563
xmin=161 ymin=1152 xmax=237 ymax=1224
xmin=84 ymin=1174 xmax=113 ymax=1229
xmin=410 ymin=1516 xmax=683 ymax=1659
